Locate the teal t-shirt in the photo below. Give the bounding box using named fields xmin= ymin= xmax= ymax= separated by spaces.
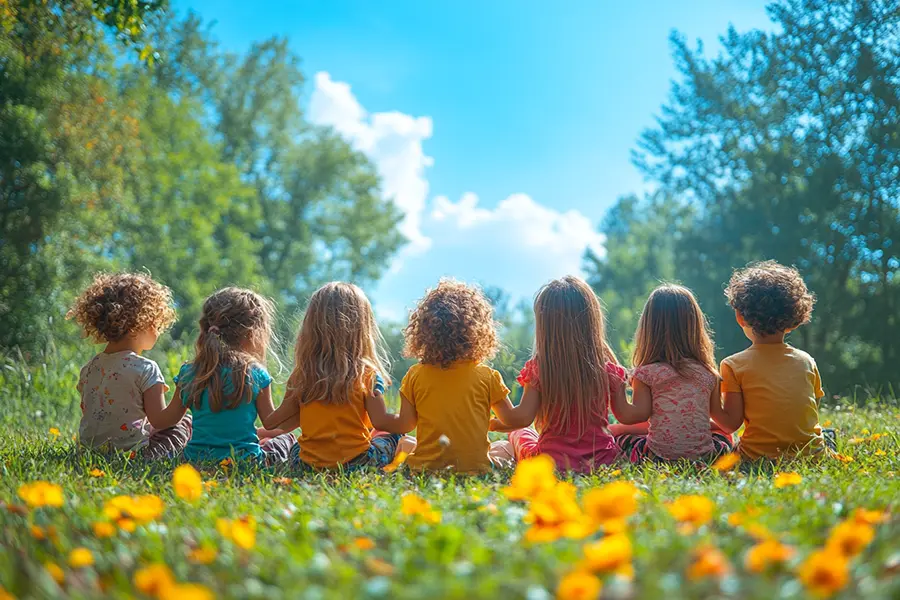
xmin=174 ymin=362 xmax=272 ymax=462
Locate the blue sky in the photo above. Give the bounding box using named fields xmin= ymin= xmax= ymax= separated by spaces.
xmin=177 ymin=0 xmax=772 ymax=319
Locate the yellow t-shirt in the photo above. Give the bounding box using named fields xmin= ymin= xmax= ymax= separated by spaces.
xmin=297 ymin=385 xmax=374 ymax=469
xmin=721 ymin=343 xmax=825 ymax=460
xmin=400 ymin=362 xmax=509 ymax=473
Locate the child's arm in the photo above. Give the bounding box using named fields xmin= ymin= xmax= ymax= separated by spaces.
xmin=709 ymin=380 xmax=743 ymax=433
xmin=609 ymin=376 xmax=651 ymax=425
xmin=366 ymin=391 xmax=417 ymax=434
xmin=609 ymin=421 xmax=650 ymax=436
xmin=490 ymin=386 xmax=540 ymax=432
xmin=143 ymin=383 xmax=189 ymax=431
xmin=256 ymin=387 xmax=301 ymax=433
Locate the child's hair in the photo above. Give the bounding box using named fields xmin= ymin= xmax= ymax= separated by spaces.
xmin=183 ymin=287 xmax=275 ymax=412
xmin=67 ymin=272 xmax=175 ymax=342
xmin=725 ymin=261 xmax=815 ymax=336
xmin=532 ymin=276 xmax=618 ymax=436
xmin=403 ymin=279 xmax=499 ymax=368
xmin=285 ymin=282 xmax=390 ymax=406
xmin=632 ymin=284 xmax=717 ymax=375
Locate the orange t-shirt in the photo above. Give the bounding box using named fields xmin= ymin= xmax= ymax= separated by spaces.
xmin=296 ymin=375 xmax=381 ymax=468
xmin=721 ymin=343 xmax=825 ymax=460
xmin=400 ymin=362 xmax=509 ymax=473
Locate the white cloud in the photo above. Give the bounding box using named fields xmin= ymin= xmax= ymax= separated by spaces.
xmin=308 ymin=71 xmax=604 ymax=317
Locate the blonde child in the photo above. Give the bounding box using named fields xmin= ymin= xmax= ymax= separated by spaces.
xmin=714 ymin=261 xmax=832 ymax=460
xmin=489 ymin=276 xmax=627 ymax=473
xmin=156 ymin=287 xmax=294 ymax=463
xmin=68 ymin=272 xmax=191 ymax=459
xmin=608 ymin=284 xmax=734 ymax=462
xmin=369 ymin=279 xmax=513 ymax=473
xmin=258 ymin=282 xmax=410 ymax=470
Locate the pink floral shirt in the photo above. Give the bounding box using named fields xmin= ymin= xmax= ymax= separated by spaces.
xmin=633 ymin=361 xmax=718 ymax=459
xmin=517 ymin=359 xmax=625 ymax=472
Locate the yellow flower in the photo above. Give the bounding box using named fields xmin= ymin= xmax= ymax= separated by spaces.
xmin=134 ymin=563 xmax=175 ymax=597
xmin=383 ymin=451 xmax=409 ymax=473
xmin=353 ymin=537 xmax=376 ymax=551
xmin=217 ymin=516 xmax=256 ymax=550
xmin=799 ymin=549 xmax=849 ymax=598
xmin=826 ymin=520 xmax=875 ymax=558
xmin=711 ymin=453 xmax=740 ymax=472
xmin=745 ymin=539 xmax=794 ymax=573
xmin=188 ymin=546 xmax=218 ymax=565
xmin=556 ymin=570 xmax=601 ymax=600
xmin=89 ymin=468 xmax=105 ymax=478
xmin=583 ymin=481 xmax=639 ymax=524
xmin=49 ymin=427 xmax=61 ymax=438
xmin=159 ymin=583 xmax=214 ymax=600
xmin=503 ymin=454 xmax=558 ymax=501
xmin=609 ymin=469 xmax=622 ymax=477
xmin=874 ymin=449 xmax=886 ymax=456
xmin=581 ymin=534 xmax=632 ymax=573
xmin=17 ymin=482 xmax=64 ymax=508
xmin=272 ymin=477 xmax=293 ymax=486
xmin=103 ymin=495 xmax=164 ymax=524
xmin=30 ymin=525 xmax=46 ymax=540
xmin=92 ymin=521 xmax=116 ymax=538
xmin=68 ymin=548 xmax=94 ymax=568
xmin=203 ymin=481 xmax=218 ymax=490
xmin=687 ymin=545 xmax=730 ymax=581
xmin=400 ymin=493 xmax=441 ymax=524
xmin=44 ymin=562 xmax=65 ymax=585
xmin=851 ymin=508 xmax=887 ymax=525
xmin=0 ymin=586 xmax=14 ymax=600
xmin=667 ymin=495 xmax=714 ymax=529
xmin=833 ymin=453 xmax=854 ymax=463
xmin=117 ymin=518 xmax=136 ymax=532
xmin=773 ymin=472 xmax=802 ymax=488
xmin=172 ymin=464 xmax=203 ymax=502
xmin=823 ymin=420 xmax=832 ymax=427
xmin=524 ymin=483 xmax=587 ymax=543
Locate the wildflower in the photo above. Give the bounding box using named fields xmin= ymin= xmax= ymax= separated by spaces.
xmin=874 ymin=449 xmax=886 ymax=456
xmin=826 ymin=520 xmax=875 ymax=558
xmin=219 ymin=458 xmax=232 ymax=470
xmin=556 ymin=570 xmax=601 ymax=600
xmin=773 ymin=472 xmax=802 ymax=488
xmin=30 ymin=525 xmax=46 ymax=540
xmin=17 ymin=482 xmax=64 ymax=508
xmin=134 ymin=563 xmax=175 ymax=597
xmin=92 ymin=521 xmax=116 ymax=538
xmin=583 ymin=480 xmax=639 ymax=524
xmin=667 ymin=495 xmax=714 ymax=530
xmin=89 ymin=469 xmax=105 ymax=478
xmin=581 ymin=534 xmax=632 ymax=574
xmin=524 ymin=483 xmax=586 ymax=543
xmin=44 ymin=562 xmax=65 ymax=585
xmin=49 ymin=427 xmax=61 ymax=438
xmin=203 ymin=481 xmax=218 ymax=490
xmin=745 ymin=539 xmax=794 ymax=573
xmin=272 ymin=477 xmax=293 ymax=486
xmin=103 ymin=495 xmax=164 ymax=524
xmin=217 ymin=516 xmax=256 ymax=550
xmin=0 ymin=586 xmax=14 ymax=600
xmin=365 ymin=557 xmax=396 ymax=577
xmin=400 ymin=493 xmax=441 ymax=524
xmin=188 ymin=546 xmax=217 ymax=565
xmin=68 ymin=548 xmax=94 ymax=568
xmin=117 ymin=518 xmax=136 ymax=532
xmin=743 ymin=522 xmax=775 ymax=541
xmin=172 ymin=464 xmax=203 ymax=502
xmin=687 ymin=545 xmax=730 ymax=581
xmin=711 ymin=453 xmax=740 ymax=472
xmin=851 ymin=508 xmax=887 ymax=525
xmin=799 ymin=549 xmax=849 ymax=597
xmin=383 ymin=451 xmax=409 ymax=473
xmin=503 ymin=455 xmax=558 ymax=501
xmin=159 ymin=583 xmax=214 ymax=600
xmin=833 ymin=453 xmax=854 ymax=464
xmin=353 ymin=537 xmax=376 ymax=550
xmin=609 ymin=469 xmax=622 ymax=477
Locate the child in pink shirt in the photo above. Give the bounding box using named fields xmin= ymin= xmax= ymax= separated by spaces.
xmin=490 ymin=276 xmax=626 ymax=472
xmin=609 ymin=284 xmax=734 ymax=461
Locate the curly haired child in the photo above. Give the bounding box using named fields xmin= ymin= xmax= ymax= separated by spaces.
xmin=369 ymin=279 xmax=514 ymax=473
xmin=713 ymin=261 xmax=833 ymax=460
xmin=68 ymin=272 xmax=191 ymax=459
xmin=258 ymin=282 xmax=412 ymax=470
xmin=160 ymin=287 xmax=295 ymax=463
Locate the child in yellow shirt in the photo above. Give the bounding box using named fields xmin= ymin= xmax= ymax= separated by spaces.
xmin=714 ymin=261 xmax=834 ymax=460
xmin=366 ymin=279 xmax=514 ymax=473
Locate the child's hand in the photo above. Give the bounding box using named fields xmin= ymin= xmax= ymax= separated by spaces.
xmin=489 ymin=418 xmax=518 ymax=433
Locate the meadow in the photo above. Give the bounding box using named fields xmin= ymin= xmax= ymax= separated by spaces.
xmin=0 ymin=348 xmax=898 ymax=600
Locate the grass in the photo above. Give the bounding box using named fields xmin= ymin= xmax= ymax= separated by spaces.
xmin=0 ymin=350 xmax=899 ymax=599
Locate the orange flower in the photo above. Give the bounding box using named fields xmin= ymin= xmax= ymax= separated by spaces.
xmin=92 ymin=521 xmax=116 ymax=538
xmin=583 ymin=481 xmax=639 ymax=524
xmin=745 ymin=539 xmax=794 ymax=573
xmin=353 ymin=537 xmax=376 ymax=551
xmin=272 ymin=477 xmax=293 ymax=486
xmin=44 ymin=562 xmax=65 ymax=586
xmin=17 ymin=482 xmax=64 ymax=508
xmin=173 ymin=465 xmax=203 ymax=502
xmin=400 ymin=494 xmax=441 ymax=524
xmin=30 ymin=525 xmax=46 ymax=540
xmin=68 ymin=548 xmax=94 ymax=568
xmin=159 ymin=583 xmax=214 ymax=600
xmin=503 ymin=455 xmax=558 ymax=501
xmin=49 ymin=427 xmax=60 ymax=438
xmin=556 ymin=571 xmax=601 ymax=600
xmin=581 ymin=534 xmax=632 ymax=574
xmin=799 ymin=549 xmax=849 ymax=597
xmin=687 ymin=545 xmax=730 ymax=581
xmin=383 ymin=451 xmax=409 ymax=473
xmin=826 ymin=520 xmax=874 ymax=558
xmin=103 ymin=495 xmax=164 ymax=524
xmin=773 ymin=472 xmax=802 ymax=488
xmin=188 ymin=546 xmax=217 ymax=565
xmin=833 ymin=453 xmax=854 ymax=464
xmin=524 ymin=483 xmax=587 ymax=543
xmin=133 ymin=563 xmax=175 ymax=597
xmin=711 ymin=453 xmax=740 ymax=472
xmin=89 ymin=468 xmax=105 ymax=478
xmin=667 ymin=495 xmax=714 ymax=530
xmin=851 ymin=508 xmax=887 ymax=525
xmin=217 ymin=516 xmax=257 ymax=550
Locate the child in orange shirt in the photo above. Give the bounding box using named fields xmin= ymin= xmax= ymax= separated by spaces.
xmin=713 ymin=261 xmax=834 ymax=460
xmin=367 ymin=279 xmax=514 ymax=473
xmin=259 ymin=282 xmax=410 ymax=470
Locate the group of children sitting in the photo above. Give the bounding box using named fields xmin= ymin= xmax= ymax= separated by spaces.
xmin=68 ymin=260 xmax=832 ymax=474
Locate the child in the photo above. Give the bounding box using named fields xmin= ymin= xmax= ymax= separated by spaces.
xmin=369 ymin=279 xmax=513 ymax=473
xmin=68 ymin=272 xmax=191 ymax=459
xmin=162 ymin=287 xmax=294 ymax=463
xmin=608 ymin=284 xmax=734 ymax=462
xmin=489 ymin=276 xmax=627 ymax=473
xmin=257 ymin=282 xmax=410 ymax=470
xmin=714 ymin=261 xmax=830 ymax=460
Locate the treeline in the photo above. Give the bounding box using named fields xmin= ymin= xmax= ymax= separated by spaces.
xmin=1 ymin=0 xmax=403 ymax=348
xmin=587 ymin=0 xmax=900 ymax=395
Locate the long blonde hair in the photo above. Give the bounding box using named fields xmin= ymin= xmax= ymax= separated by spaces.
xmin=286 ymin=282 xmax=390 ymax=406
xmin=532 ymin=276 xmax=618 ymax=436
xmin=184 ymin=288 xmax=275 ymax=412
xmin=632 ymin=284 xmax=717 ymax=376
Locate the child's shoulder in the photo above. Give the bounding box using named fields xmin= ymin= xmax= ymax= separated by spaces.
xmin=721 ymin=346 xmax=757 ymax=368
xmin=784 ymin=344 xmax=817 ymax=367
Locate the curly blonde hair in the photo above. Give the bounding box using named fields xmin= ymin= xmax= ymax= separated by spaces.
xmin=725 ymin=261 xmax=816 ymax=336
xmin=67 ymin=272 xmax=176 ymax=342
xmin=403 ymin=279 xmax=499 ymax=368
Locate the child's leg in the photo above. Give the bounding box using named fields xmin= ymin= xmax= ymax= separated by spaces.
xmin=710 ymin=431 xmax=735 ymax=455
xmin=507 ymin=427 xmax=540 ymax=461
xmin=614 ymin=432 xmax=650 ymax=463
xmin=260 ymin=432 xmax=296 ymax=465
xmin=822 ymin=428 xmax=837 ymax=452
xmin=488 ymin=440 xmax=516 ymax=468
xmin=396 ymin=434 xmax=417 ymax=456
xmin=609 ymin=422 xmax=650 ymax=437
xmin=143 ymin=414 xmax=192 ymax=460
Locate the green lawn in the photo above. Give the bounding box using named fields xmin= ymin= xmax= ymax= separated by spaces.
xmin=1 ymin=354 xmax=898 ymax=599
